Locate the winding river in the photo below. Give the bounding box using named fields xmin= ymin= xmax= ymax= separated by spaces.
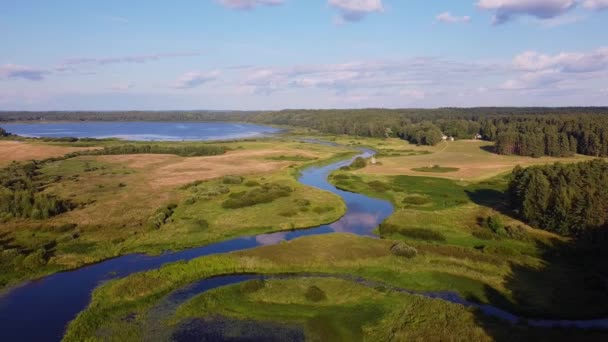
xmin=0 ymin=145 xmax=607 ymax=342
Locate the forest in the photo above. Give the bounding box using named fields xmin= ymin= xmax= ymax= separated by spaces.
xmin=2 ymin=108 xmax=607 ymax=157
xmin=508 ymin=159 xmax=608 ymax=238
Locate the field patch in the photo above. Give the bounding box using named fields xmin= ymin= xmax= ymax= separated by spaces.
xmin=0 ymin=141 xmax=96 ymax=166
xmin=361 ymin=140 xmax=591 ymax=180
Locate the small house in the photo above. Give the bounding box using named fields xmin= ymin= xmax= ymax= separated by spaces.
xmin=474 ymin=133 xmax=482 ymax=140
xmin=442 ymin=135 xmax=448 ymax=141
xmin=449 ymin=136 xmax=455 ymax=142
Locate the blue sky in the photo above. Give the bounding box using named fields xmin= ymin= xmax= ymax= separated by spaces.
xmin=1 ymin=0 xmax=607 ymax=110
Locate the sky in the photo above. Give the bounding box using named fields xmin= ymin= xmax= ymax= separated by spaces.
xmin=0 ymin=0 xmax=607 ymax=110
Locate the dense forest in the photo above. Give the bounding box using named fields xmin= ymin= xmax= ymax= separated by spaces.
xmin=0 ymin=162 xmax=72 ymax=221
xmin=508 ymin=160 xmax=608 ymax=238
xmin=2 ymin=108 xmax=608 ymax=157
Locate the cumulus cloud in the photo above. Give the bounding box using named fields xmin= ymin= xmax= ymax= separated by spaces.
xmin=238 ymin=57 xmax=503 ymax=98
xmin=582 ymin=0 xmax=608 ymax=10
xmin=329 ymin=0 xmax=383 ymax=22
xmin=513 ymin=47 xmax=608 ymax=72
xmin=501 ymin=47 xmax=608 ymax=91
xmin=477 ymin=0 xmax=577 ymax=24
xmin=218 ymin=0 xmax=283 ymax=10
xmin=171 ymin=70 xmax=221 ymax=89
xmin=0 ymin=64 xmax=50 ymax=81
xmin=435 ymin=12 xmax=471 ymax=24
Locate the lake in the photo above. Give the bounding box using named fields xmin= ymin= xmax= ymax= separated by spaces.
xmin=0 ymin=122 xmax=280 ymax=141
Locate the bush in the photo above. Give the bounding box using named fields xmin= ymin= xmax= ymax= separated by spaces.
xmin=367 ymin=180 xmax=390 ymax=192
xmin=305 ymin=285 xmax=327 ymax=302
xmin=240 ymin=279 xmax=265 ymax=294
xmin=222 ymin=175 xmax=244 ymax=185
xmin=222 ymin=183 xmax=293 ymax=209
xmin=22 ymin=248 xmax=47 ymax=270
xmin=402 ymin=195 xmax=432 ymax=206
xmin=472 ymin=230 xmax=496 ymax=240
xmin=485 ymin=216 xmax=505 ymax=235
xmin=244 ymin=180 xmax=260 ymax=187
xmin=349 ymin=157 xmax=367 ymax=170
xmin=148 ymin=204 xmax=177 ymax=229
xmin=279 ymin=209 xmax=298 ymax=217
xmin=505 ymin=225 xmax=529 ymax=241
xmin=399 ymin=228 xmax=446 ymax=242
xmin=390 ymin=242 xmax=418 ymax=258
xmin=332 ymin=174 xmax=350 ymax=180
xmin=294 ymin=199 xmax=311 ymax=207
xmin=312 ymin=206 xmax=334 ymax=214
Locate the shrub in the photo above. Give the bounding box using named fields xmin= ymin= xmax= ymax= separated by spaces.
xmin=305 ymin=285 xmax=327 ymax=302
xmin=472 ymin=230 xmax=496 ymax=240
xmin=222 ymin=175 xmax=244 ymax=185
xmin=244 ymin=180 xmax=260 ymax=187
xmin=240 ymin=279 xmax=265 ymax=294
xmin=22 ymin=248 xmax=47 ymax=270
xmin=505 ymin=225 xmax=529 ymax=241
xmin=148 ymin=204 xmax=177 ymax=229
xmin=279 ymin=209 xmax=298 ymax=217
xmin=402 ymin=195 xmax=432 ymax=206
xmin=349 ymin=157 xmax=367 ymax=170
xmin=379 ymin=223 xmax=399 ymax=235
xmin=485 ymin=216 xmax=505 ymax=235
xmin=368 ymin=180 xmax=390 ymax=192
xmin=294 ymin=199 xmax=311 ymax=207
xmin=399 ymin=228 xmax=446 ymax=242
xmin=390 ymin=242 xmax=418 ymax=258
xmin=312 ymin=206 xmax=334 ymax=214
xmin=222 ymin=183 xmax=293 ymax=209
xmin=332 ymin=174 xmax=350 ymax=180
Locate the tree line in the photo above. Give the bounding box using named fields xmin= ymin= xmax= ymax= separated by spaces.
xmin=2 ymin=108 xmax=608 ymax=157
xmin=67 ymin=144 xmax=227 ymax=158
xmin=508 ymin=159 xmax=608 ymax=238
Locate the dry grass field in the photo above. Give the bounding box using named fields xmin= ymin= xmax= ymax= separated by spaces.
xmin=0 ymin=141 xmax=95 ymax=166
xmin=361 ymin=140 xmax=592 ymax=180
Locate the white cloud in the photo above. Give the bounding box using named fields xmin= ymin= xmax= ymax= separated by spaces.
xmin=171 ymin=70 xmax=221 ymax=89
xmin=218 ymin=0 xmax=283 ymax=10
xmin=0 ymin=64 xmax=50 ymax=81
xmin=582 ymin=0 xmax=608 ymax=10
xmin=329 ymin=0 xmax=383 ymax=22
xmin=513 ymin=47 xmax=608 ymax=72
xmin=477 ymin=0 xmax=577 ymax=24
xmin=435 ymin=12 xmax=471 ymax=24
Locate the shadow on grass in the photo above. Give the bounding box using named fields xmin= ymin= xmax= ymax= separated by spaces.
xmin=479 ymin=144 xmax=497 ymax=154
xmin=474 ymin=237 xmax=608 ymax=341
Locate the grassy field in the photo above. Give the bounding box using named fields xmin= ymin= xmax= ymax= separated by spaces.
xmin=0 ymin=140 xmax=96 ymax=167
xmin=359 ymin=139 xmax=592 ymax=181
xmin=63 ymin=234 xmax=608 ymax=341
xmin=0 ymin=138 xmax=354 ymax=288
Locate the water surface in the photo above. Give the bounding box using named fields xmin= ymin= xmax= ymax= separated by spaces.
xmin=0 ymin=122 xmax=279 ymax=141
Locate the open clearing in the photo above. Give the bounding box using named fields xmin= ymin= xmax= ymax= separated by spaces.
xmin=0 ymin=140 xmax=95 ymax=166
xmin=361 ymin=140 xmax=592 ymax=180
xmin=96 ymin=148 xmax=317 ymax=189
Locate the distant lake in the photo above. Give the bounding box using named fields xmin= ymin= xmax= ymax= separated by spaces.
xmin=0 ymin=122 xmax=280 ymax=141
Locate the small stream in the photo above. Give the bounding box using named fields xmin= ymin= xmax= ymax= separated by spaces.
xmin=0 ymin=145 xmax=607 ymax=342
